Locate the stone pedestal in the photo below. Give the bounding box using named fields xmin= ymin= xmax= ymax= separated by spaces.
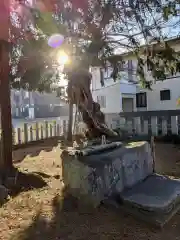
xmin=61 ymin=141 xmax=153 ymax=207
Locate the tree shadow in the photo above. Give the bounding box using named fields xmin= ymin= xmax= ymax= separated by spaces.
xmin=12 ymin=188 xmax=165 ymax=240
xmin=4 ymin=170 xmax=47 ymax=197
xmin=13 ymin=135 xmax=85 ymax=164
xmin=13 ymin=138 xmax=61 ymax=163
xmin=9 ymin=142 xmax=180 ymax=240
xmin=31 ymin=171 xmax=61 ymax=180
xmin=13 ymin=189 xmax=88 ymax=240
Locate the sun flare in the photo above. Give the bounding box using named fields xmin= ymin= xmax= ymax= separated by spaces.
xmin=57 ymin=51 xmax=69 ymax=65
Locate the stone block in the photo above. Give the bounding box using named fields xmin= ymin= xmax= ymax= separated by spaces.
xmin=61 ymin=141 xmax=153 ymax=207
xmin=119 ymin=174 xmax=180 ymax=227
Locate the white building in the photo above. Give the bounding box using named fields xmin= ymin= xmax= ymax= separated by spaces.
xmin=123 ymin=37 xmax=180 ymax=112
xmin=11 ymin=89 xmax=66 ymax=119
xmin=91 ymin=66 xmax=137 ymax=128
xmin=136 ymin=77 xmax=180 ymax=111
xmin=91 ymin=37 xmax=180 ymax=121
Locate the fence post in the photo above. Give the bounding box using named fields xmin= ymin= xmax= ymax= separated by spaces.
xmin=134 ymin=117 xmax=141 ymax=135
xmin=41 ymin=124 xmax=44 ymax=139
xmin=63 ymin=120 xmax=66 ymax=136
xmin=45 ymin=121 xmax=48 ymax=138
xmin=132 ymin=118 xmax=135 ymax=135
xmin=12 ymin=127 xmax=16 ymax=145
xmin=143 ymin=119 xmax=148 ymax=135
xmin=57 ymin=123 xmax=60 ymax=136
xmin=24 ymin=123 xmax=28 ymax=143
xmin=36 ymin=122 xmax=39 ymax=141
xmin=126 ymin=117 xmax=133 ymax=134
xmin=166 ymin=116 xmax=171 ymax=134
xmin=162 ymin=117 xmax=168 ymax=135
xmin=54 ymin=121 xmax=57 ymax=136
xmin=50 ymin=123 xmax=53 ymax=138
xmin=151 ymin=116 xmax=158 ymax=136
xmin=30 ymin=126 xmax=33 ymax=142
xmin=148 ymin=117 xmax=152 ymax=136
xmin=17 ymin=128 xmax=21 ymax=144
xmin=171 ymin=116 xmax=178 ymax=135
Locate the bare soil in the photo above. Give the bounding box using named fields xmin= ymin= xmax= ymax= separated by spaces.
xmin=1 ymin=142 xmax=180 ymax=240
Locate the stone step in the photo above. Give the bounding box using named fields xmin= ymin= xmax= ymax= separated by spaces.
xmin=104 ymin=174 xmax=180 ymax=227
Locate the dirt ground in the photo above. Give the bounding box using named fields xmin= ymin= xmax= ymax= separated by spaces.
xmin=1 ymin=141 xmax=180 ymax=240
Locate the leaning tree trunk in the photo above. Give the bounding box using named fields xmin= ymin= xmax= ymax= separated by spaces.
xmin=67 ymin=69 xmax=117 ymax=140
xmin=0 ymin=40 xmax=13 ymax=174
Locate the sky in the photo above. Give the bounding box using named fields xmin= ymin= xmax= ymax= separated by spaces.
xmin=113 ymin=9 xmax=180 ymax=55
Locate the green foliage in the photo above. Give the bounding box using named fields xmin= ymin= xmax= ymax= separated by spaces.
xmin=8 ymin=0 xmax=180 ymax=92
xmin=9 ymin=28 xmax=61 ymax=92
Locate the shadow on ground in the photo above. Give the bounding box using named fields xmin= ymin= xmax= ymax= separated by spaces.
xmin=13 ymin=190 xmax=86 ymax=240
xmin=4 ymin=170 xmax=47 ymax=197
xmin=13 ymin=139 xmax=61 ymax=163
xmin=13 ymin=135 xmax=85 ymax=164
xmin=155 ymin=143 xmax=180 ymax=178
xmin=5 ymin=143 xmax=180 ymax=240
xmin=12 ymin=190 xmax=178 ymax=240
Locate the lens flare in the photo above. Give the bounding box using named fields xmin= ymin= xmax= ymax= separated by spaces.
xmin=48 ymin=34 xmax=64 ymax=48
xmin=57 ymin=51 xmax=69 ymax=65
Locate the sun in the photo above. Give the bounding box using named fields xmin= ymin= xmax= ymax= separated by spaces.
xmin=57 ymin=51 xmax=69 ymax=65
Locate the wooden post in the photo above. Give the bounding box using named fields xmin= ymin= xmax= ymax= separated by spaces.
xmin=0 ymin=41 xmax=13 ymax=170
xmin=0 ymin=1 xmax=13 ymax=175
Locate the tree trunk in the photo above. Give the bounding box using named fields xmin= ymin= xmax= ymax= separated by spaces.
xmin=67 ymin=101 xmax=73 ymax=142
xmin=0 ymin=41 xmax=13 ymax=173
xmin=67 ymin=69 xmax=118 ymax=140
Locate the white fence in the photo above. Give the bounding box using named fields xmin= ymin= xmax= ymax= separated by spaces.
xmin=5 ymin=110 xmax=178 ymax=146
xmin=3 ymin=120 xmax=86 ymax=145
xmin=119 ymin=110 xmax=180 ymax=136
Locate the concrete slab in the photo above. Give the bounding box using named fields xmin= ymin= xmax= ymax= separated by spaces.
xmin=119 ymin=174 xmax=180 ymax=226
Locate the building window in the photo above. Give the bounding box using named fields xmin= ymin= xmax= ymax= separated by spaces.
xmin=136 ymin=92 xmax=147 ymax=108
xmin=97 ymin=96 xmax=106 ymax=108
xmin=160 ymin=89 xmax=170 ymax=101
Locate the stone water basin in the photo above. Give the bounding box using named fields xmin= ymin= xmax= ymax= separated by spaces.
xmin=61 ymin=141 xmax=153 ymax=207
